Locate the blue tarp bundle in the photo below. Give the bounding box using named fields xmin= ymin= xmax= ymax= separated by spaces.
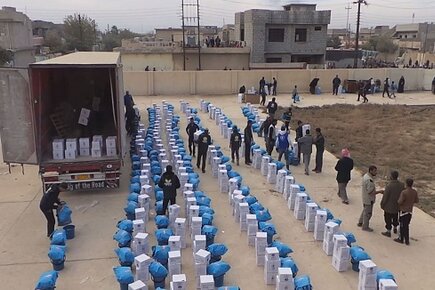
xmin=132 ymin=161 xmax=141 ymax=170
xmin=195 ymin=191 xmax=206 ymax=198
xmin=240 ymin=186 xmax=250 ymax=196
xmin=329 ymin=218 xmax=342 ymax=225
xmin=57 ymin=204 xmax=72 ymax=226
xmin=280 ymin=257 xmax=299 ymax=277
xmin=298 ymin=184 xmax=306 ymax=192
xmin=117 ymin=219 xmax=133 ymax=233
xmin=153 ymin=175 xmax=161 ymax=184
xmin=275 ymin=161 xmax=285 ymax=170
xmin=189 ymin=173 xmax=200 ymax=179
xmin=151 ymin=166 xmax=162 ymax=176
xmin=225 ymin=163 xmax=232 ymax=172
xmin=294 ymin=275 xmax=312 ymax=290
xmin=271 ymin=241 xmax=293 ymax=257
xmin=155 ymin=201 xmax=163 ymax=214
xmin=155 ymin=229 xmax=173 ymax=245
xmin=245 ymin=195 xmax=257 ymax=205
xmin=155 ymin=190 xmax=164 ymax=202
xmin=202 ymin=225 xmax=218 ymax=239
xmin=255 ymin=209 xmax=272 ymax=222
xmin=155 ymin=215 xmax=170 ymax=229
xmin=322 ymin=208 xmax=334 ymax=220
xmin=196 ymin=196 xmax=211 ymax=207
xmin=131 ymin=155 xmax=140 ymax=162
xmin=113 ymin=266 xmax=134 ymax=284
xmin=376 ymin=270 xmax=395 ymax=283
xmin=48 ymin=245 xmax=65 ymax=264
xmin=202 ymin=213 xmax=214 ymax=225
xmin=113 ymin=229 xmax=132 ymax=247
xmin=130 ymin=175 xmax=140 ymax=184
xmin=342 ymin=232 xmax=356 ymax=245
xmin=207 ymin=243 xmax=228 ymax=257
xmin=221 ymin=156 xmax=230 ymax=164
xmin=199 ymin=206 xmax=215 ymax=216
xmin=249 ymin=202 xmax=264 ymax=213
xmin=190 ymin=178 xmax=200 ymax=190
xmin=131 ymin=170 xmax=141 ymax=177
xmin=35 ymin=270 xmax=58 ymax=289
xmin=50 ymin=229 xmax=66 ymax=246
xmin=127 ymin=192 xmax=139 ymax=202
xmin=115 ymin=247 xmax=135 ymax=266
xmin=149 ymin=261 xmax=168 ymax=279
xmin=350 ymin=246 xmax=371 ymax=262
xmin=259 ymin=222 xmax=277 ymax=236
xmin=124 ymin=201 xmax=138 ymax=215
xmin=207 ymin=261 xmax=231 ymax=277
xmin=152 ymin=245 xmax=170 ymax=265
xmin=218 ymin=287 xmax=240 ymax=290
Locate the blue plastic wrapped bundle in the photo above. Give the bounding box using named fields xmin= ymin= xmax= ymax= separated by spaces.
xmin=207 ymin=261 xmax=231 ymax=287
xmin=342 ymin=232 xmax=356 ymax=246
xmin=117 ymin=219 xmax=133 ymax=233
xmin=224 ymin=163 xmax=232 ymax=172
xmin=280 ymin=257 xmax=299 ymax=277
xmin=244 ymin=195 xmax=257 ymax=205
xmin=199 ymin=206 xmax=215 ymax=216
xmin=130 ymin=182 xmax=141 ymax=194
xmin=149 ymin=261 xmax=168 ymax=288
xmin=189 ymin=172 xmax=200 ymax=179
xmin=194 ymin=191 xmax=206 ymax=198
xmin=259 ymin=222 xmax=276 ymax=244
xmin=255 ymin=209 xmax=272 ymax=222
xmin=202 ymin=213 xmax=214 ymax=225
xmin=207 ymin=243 xmax=228 ymax=257
xmin=131 ymin=155 xmax=140 ymax=162
xmin=216 ymin=151 xmax=223 ymax=158
xmin=153 ymin=175 xmax=160 ymax=184
xmin=57 ymin=204 xmax=72 ymax=226
xmin=130 ymin=175 xmax=140 ymax=184
xmin=221 ymin=156 xmax=230 ymax=164
xmin=298 ymin=184 xmax=306 ymax=192
xmin=35 ymin=270 xmax=58 ymax=290
xmin=183 ymin=155 xmax=193 ymax=161
xmin=182 ymin=160 xmax=192 ymax=167
xmin=271 ymin=241 xmax=293 ymax=257
xmin=151 ymin=166 xmax=162 ymax=176
xmin=131 ymin=170 xmax=141 ymax=177
xmin=152 ymin=246 xmax=171 ymax=265
xmin=275 ymin=161 xmax=285 ymax=171
xmin=113 ymin=266 xmax=134 ymax=285
xmin=196 ymin=196 xmax=211 ymax=207
xmin=190 ymin=178 xmax=200 ymax=190
xmin=155 ymin=190 xmax=163 ymax=202
xmin=155 ymin=215 xmax=170 ymax=229
xmin=155 ymin=228 xmax=173 ymax=245
xmin=376 ymin=270 xmax=395 ymax=283
xmin=132 ymin=161 xmax=141 ymax=171
xmin=115 ymin=247 xmax=135 ymax=267
xmin=185 ymin=166 xmax=194 ymax=173
xmin=151 ymin=160 xmax=160 ymax=167
xmin=350 ymin=246 xmax=371 ymax=272
xmin=322 ymin=208 xmax=334 ymax=220
xmin=50 ymin=229 xmax=66 ymax=246
xmin=127 ymin=192 xmax=139 ymax=202
xmin=124 ymin=201 xmax=138 ymax=218
xmin=48 ymin=245 xmax=65 ymax=264
xmin=240 ymin=186 xmax=250 ymax=196
xmin=249 ymin=202 xmax=264 ymax=213
xmin=155 ymin=201 xmax=163 ymax=215
xmin=202 ymin=225 xmax=218 ymax=246
xmin=294 ymin=275 xmax=312 ymax=290
xmin=329 ymin=218 xmax=342 ymax=225
xmin=113 ymin=229 xmax=132 ymax=247
xmin=227 ymin=170 xmax=240 ymax=178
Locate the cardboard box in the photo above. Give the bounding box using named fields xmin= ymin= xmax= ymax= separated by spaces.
xmin=379 ymin=279 xmax=398 ymax=290
xmin=79 ymin=137 xmax=90 ymax=149
xmin=333 ymin=245 xmax=350 ymax=261
xmin=65 ymin=138 xmax=78 ymax=151
xmin=65 ymin=149 xmax=77 ymax=160
xmin=128 ymin=280 xmax=147 ymax=290
xmin=171 ymin=274 xmax=186 ymax=289
xmin=265 ymin=257 xmax=281 ymax=272
xmin=195 ymin=262 xmax=207 ymax=277
xmin=134 ymin=254 xmax=152 ymax=269
xmin=91 ymin=147 xmax=102 ymax=158
xmin=105 ymin=136 xmax=117 ymax=148
xmin=168 ymin=250 xmax=181 ymax=264
xmin=169 ymin=261 xmax=182 ymax=276
xmin=264 ymin=267 xmax=277 ymax=285
xmin=276 ymin=276 xmax=295 ymax=290
xmin=256 ymin=254 xmax=265 ymax=266
xmin=277 ymin=267 xmax=293 ymax=282
xmin=265 ymin=247 xmax=280 ymax=261
xmin=53 ymin=149 xmax=64 ymax=160
xmin=79 ymin=147 xmax=90 ymax=156
xmin=52 ymin=139 xmax=65 ymax=151
xmin=322 ymin=240 xmax=334 ymax=256
xmin=107 ymin=148 xmax=117 ymax=157
xmin=332 ymin=256 xmax=350 ymax=272
xmin=194 ymin=249 xmax=210 ymax=264
xmin=359 ymin=260 xmax=377 ymax=275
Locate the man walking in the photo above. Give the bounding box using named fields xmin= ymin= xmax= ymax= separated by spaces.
xmin=197 ymin=129 xmax=212 ymax=173
xmin=276 ymin=125 xmax=291 ymax=170
xmin=332 ymin=75 xmax=341 ymax=95
xmin=382 ymin=77 xmax=390 ymax=98
xmin=292 ymin=85 xmax=298 ymax=103
xmin=395 ymin=178 xmax=419 ymax=245
xmin=266 ymin=119 xmax=277 ymax=156
xmin=229 ymin=125 xmax=242 ymax=165
xmin=358 ymin=165 xmax=384 ymax=232
xmin=244 ymin=120 xmax=254 ymax=165
xmin=272 ymin=77 xmax=278 ymax=96
xmin=295 ymin=120 xmax=303 ymax=164
xmin=266 ymin=97 xmax=278 ymax=118
xmin=298 ymin=129 xmax=313 ymax=175
xmin=40 ymin=182 xmax=68 ymax=237
xmin=259 ymin=77 xmax=266 ymax=94
xmin=158 ymin=165 xmax=181 ymax=215
xmin=312 ymin=128 xmax=325 ymax=173
xmin=335 ymin=149 xmax=354 ymax=204
xmin=186 ymin=117 xmax=200 ymax=156
xmin=380 ymin=170 xmax=404 ymax=237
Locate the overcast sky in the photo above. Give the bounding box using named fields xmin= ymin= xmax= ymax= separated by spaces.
xmin=3 ymin=0 xmax=435 ymax=33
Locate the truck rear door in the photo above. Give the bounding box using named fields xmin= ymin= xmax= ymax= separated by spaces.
xmin=0 ymin=68 xmax=38 ymax=165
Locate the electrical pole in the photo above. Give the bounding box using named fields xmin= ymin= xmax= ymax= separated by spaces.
xmin=78 ymin=14 xmax=83 ymax=50
xmin=353 ymin=0 xmax=367 ymax=68
xmin=181 ymin=0 xmax=186 ymax=71
xmin=197 ymin=0 xmax=201 ymax=70
xmin=345 ymin=4 xmax=352 ymax=48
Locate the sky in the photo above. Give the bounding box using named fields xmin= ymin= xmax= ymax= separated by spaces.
xmin=3 ymin=0 xmax=435 ymax=33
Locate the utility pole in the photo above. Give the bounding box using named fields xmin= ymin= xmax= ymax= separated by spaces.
xmin=181 ymin=0 xmax=186 ymax=71
xmin=353 ymin=0 xmax=367 ymax=68
xmin=197 ymin=0 xmax=201 ymax=70
xmin=181 ymin=0 xmax=201 ymax=70
xmin=345 ymin=4 xmax=352 ymax=48
xmin=78 ymin=14 xmax=83 ymax=50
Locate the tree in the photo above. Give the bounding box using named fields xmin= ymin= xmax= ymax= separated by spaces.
xmin=102 ymin=26 xmax=139 ymax=51
xmin=327 ymin=36 xmax=342 ymax=49
xmin=0 ymin=47 xmax=13 ymax=66
xmin=64 ymin=14 xmax=97 ymax=51
xmin=44 ymin=30 xmax=65 ymax=53
xmin=361 ymin=36 xmax=398 ymax=54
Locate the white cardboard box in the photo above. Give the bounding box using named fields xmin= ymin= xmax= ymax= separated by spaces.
xmin=107 ymin=148 xmax=117 ymax=157
xmin=79 ymin=137 xmax=90 ymax=149
xmin=265 ymin=256 xmax=281 ymax=272
xmin=265 ymin=247 xmax=280 ymax=261
xmin=53 ymin=149 xmax=64 ymax=160
xmin=79 ymin=147 xmax=90 ymax=156
xmin=359 ymin=260 xmax=377 ymax=275
xmin=52 ymin=139 xmax=64 ymax=151
xmin=128 ymin=280 xmax=147 ymax=290
xmin=65 ymin=149 xmax=77 ymax=159
xmin=379 ymin=279 xmax=398 ymax=290
xmin=195 ymin=249 xmax=211 ymax=264
xmin=106 ymin=136 xmax=117 ymax=148
xmin=91 ymin=147 xmax=102 ymax=158
xmin=332 ymin=256 xmax=350 ymax=272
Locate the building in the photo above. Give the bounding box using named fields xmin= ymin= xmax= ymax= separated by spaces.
xmin=0 ymin=6 xmax=34 ymax=66
xmin=235 ymin=3 xmax=331 ymax=65
xmin=155 ymin=26 xmax=220 ymax=47
xmin=392 ymin=23 xmax=435 ymax=52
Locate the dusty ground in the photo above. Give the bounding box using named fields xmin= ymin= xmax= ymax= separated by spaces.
xmin=274 ymin=104 xmax=435 ymax=217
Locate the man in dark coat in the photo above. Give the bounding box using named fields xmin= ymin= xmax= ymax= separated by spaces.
xmin=266 ymin=97 xmax=278 ymax=118
xmin=335 ymin=149 xmax=354 ymax=204
xmin=186 ymin=117 xmax=200 ymax=156
xmin=398 ymin=76 xmax=405 ymax=93
xmin=380 ymin=170 xmax=404 ymax=237
xmin=197 ymin=129 xmax=212 ymax=173
xmin=229 ymin=126 xmax=242 ymax=165
xmin=259 ymin=77 xmax=266 ymax=94
xmin=40 ymin=182 xmax=68 ymax=237
xmin=244 ymin=120 xmax=254 ymax=165
xmin=272 ymin=77 xmax=278 ymax=96
xmin=382 ymin=77 xmax=390 ymax=98
xmin=295 ymin=120 xmax=303 ymax=164
xmin=312 ymin=128 xmax=325 ymax=173
xmin=332 ymin=75 xmax=341 ymax=95
xmin=158 ymin=165 xmax=181 ymax=215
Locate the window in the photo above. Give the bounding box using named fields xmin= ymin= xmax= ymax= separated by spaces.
xmin=314 ymin=26 xmax=322 ymax=31
xmin=413 ymin=34 xmax=417 ymax=38
xmin=240 ymin=29 xmax=245 ymax=41
xmin=266 ymin=58 xmax=282 ymax=63
xmin=268 ymin=28 xmax=285 ymax=42
xmin=405 ymin=35 xmax=408 ymax=39
xmin=295 ymin=28 xmax=307 ymax=42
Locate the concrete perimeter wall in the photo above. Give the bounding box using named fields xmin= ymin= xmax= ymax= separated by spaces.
xmin=124 ymin=68 xmax=435 ymax=96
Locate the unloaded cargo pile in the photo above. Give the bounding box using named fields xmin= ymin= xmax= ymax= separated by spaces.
xmin=52 ymin=135 xmax=117 ymax=160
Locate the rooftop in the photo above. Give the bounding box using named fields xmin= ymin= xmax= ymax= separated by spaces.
xmin=32 ymin=52 xmax=120 ymax=66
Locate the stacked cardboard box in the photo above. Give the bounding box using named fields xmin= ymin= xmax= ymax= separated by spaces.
xmin=231 ymin=189 xmax=243 ymax=208
xmin=169 ymin=204 xmax=181 ymax=229
xmin=193 ymin=235 xmax=206 ymax=253
xmin=195 ymin=250 xmax=211 ymax=289
xmin=322 ymin=221 xmax=340 ymax=256
xmin=133 ymin=232 xmax=149 ymax=256
xmin=332 ymin=234 xmax=350 ymax=272
xmin=253 ymin=149 xmax=262 ymax=169
xmin=133 ymin=219 xmax=145 ymax=237
xmin=239 ymin=202 xmax=249 ymax=231
xmin=314 ymin=210 xmax=327 ymax=241
xmin=264 ymin=247 xmax=280 ymax=285
xmin=228 ymin=178 xmax=239 ymax=203
xmin=135 ymin=207 xmax=147 ymax=223
xmin=168 ymin=250 xmax=182 ymax=277
xmin=65 ymin=138 xmax=78 ymax=159
xmin=106 ymin=136 xmax=117 ymax=156
xmin=287 ymin=184 xmax=300 ymax=210
xmin=276 ymin=267 xmax=294 ymax=290
xmin=212 ymin=157 xmax=221 ymax=178
xmin=219 ymin=169 xmax=229 ymax=193
xmin=304 ymin=202 xmax=318 ymax=232
xmin=169 ymin=235 xmax=181 ymax=252
xmin=261 ymin=156 xmax=271 ymax=176
xmin=52 ymin=139 xmax=65 ymax=160
xmin=256 ymin=232 xmax=268 ymax=266
xmin=199 ymin=275 xmax=214 ymax=290
xmin=79 ymin=137 xmax=90 ymax=157
xmin=267 ymin=163 xmax=277 ymax=184
xmin=171 ymin=274 xmax=187 ymax=290
xmin=174 ymin=218 xmax=187 ymax=249
xmin=92 ymin=135 xmax=103 ymax=157
xmin=378 ymin=279 xmax=398 ymax=290
xmin=293 ymin=192 xmax=308 ymax=220
xmin=247 ymin=214 xmax=258 ymax=246
xmin=128 ymin=280 xmax=147 ymax=290
xmin=134 ymin=253 xmax=152 ymax=284
xmin=191 ymin=216 xmax=203 ymax=240
xmin=233 ymin=194 xmax=245 ymax=222
xmin=358 ymin=260 xmax=378 ymax=290
xmin=275 ymin=170 xmax=287 ymax=194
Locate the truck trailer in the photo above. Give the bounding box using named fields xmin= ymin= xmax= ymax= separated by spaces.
xmin=0 ymin=52 xmax=127 ymax=191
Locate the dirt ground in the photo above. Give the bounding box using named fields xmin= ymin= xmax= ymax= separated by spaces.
xmin=276 ymin=104 xmax=435 ymax=216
